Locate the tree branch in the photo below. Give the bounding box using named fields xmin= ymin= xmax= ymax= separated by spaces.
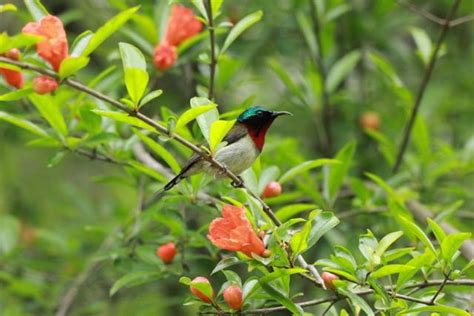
xmin=204 ymin=0 xmax=217 ymax=101
xmin=0 ymin=57 xmax=325 ymax=288
xmin=392 ymin=0 xmax=462 ymax=173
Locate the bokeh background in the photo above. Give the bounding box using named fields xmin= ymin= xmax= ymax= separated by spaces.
xmin=1 ymin=0 xmax=473 ymax=315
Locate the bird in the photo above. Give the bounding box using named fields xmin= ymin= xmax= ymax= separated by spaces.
xmin=162 ymin=106 xmax=291 ymax=191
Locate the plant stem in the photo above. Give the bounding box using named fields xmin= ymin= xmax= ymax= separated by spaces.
xmin=392 ymin=0 xmax=462 ymax=173
xmin=309 ymin=0 xmax=332 ymax=156
xmin=205 ymin=0 xmax=217 ymax=101
xmin=0 ymin=56 xmax=326 ymax=290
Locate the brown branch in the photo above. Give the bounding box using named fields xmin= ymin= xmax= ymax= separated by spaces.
xmin=204 ymin=0 xmax=217 ymax=100
xmin=74 ymin=148 xmax=128 ymax=166
xmin=309 ymin=0 xmax=332 ymax=156
xmin=392 ymin=0 xmax=462 ymax=173
xmin=0 ymin=56 xmax=325 ymax=288
xmin=449 ymin=14 xmax=474 ymax=27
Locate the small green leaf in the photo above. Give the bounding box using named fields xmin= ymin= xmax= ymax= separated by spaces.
xmin=175 ymin=104 xmax=217 ymax=132
xmin=190 ymin=97 xmax=219 ymax=144
xmin=29 ymin=95 xmax=68 ymax=136
xmin=24 ymin=0 xmax=48 ymax=21
xmin=134 ymin=130 xmax=181 ymax=173
xmin=275 ymin=203 xmax=316 ymax=222
xmin=209 ymin=119 xmax=236 ymax=153
xmin=0 ymin=33 xmax=41 ymax=54
xmin=119 ymin=42 xmax=148 ymax=106
xmin=397 ymin=249 xmax=435 ymax=289
xmin=427 ymin=218 xmax=446 ymax=245
xmin=441 ymin=232 xmax=471 ymax=265
xmin=325 ymin=141 xmax=356 ymax=205
xmin=220 ymin=11 xmax=263 ymax=55
xmin=374 ymin=231 xmax=403 ymax=259
xmin=92 ymin=110 xmax=156 ymax=133
xmin=279 ymin=159 xmax=339 ymax=184
xmin=327 ymin=50 xmax=361 ymax=93
xmin=368 ymin=52 xmax=403 ymax=87
xmin=139 ymin=89 xmax=162 ymax=108
xmin=0 ymin=4 xmax=17 ymax=13
xmin=47 ymin=151 xmax=66 ymax=168
xmin=71 ymin=31 xmax=94 ymax=56
xmin=370 ymin=264 xmax=414 ymax=279
xmin=211 ymin=257 xmax=241 ymax=275
xmin=398 ymin=215 xmax=436 ymax=256
xmin=59 ymin=56 xmax=90 ymax=78
xmin=410 ymin=27 xmax=433 ymax=66
xmin=338 ymin=287 xmax=374 ymax=316
xmin=110 ymin=270 xmax=161 ymax=296
xmin=306 ymin=211 xmax=339 ymax=250
xmin=179 ymin=276 xmax=192 ymax=285
xmin=0 ymin=88 xmax=33 ymax=102
xmin=82 ymin=6 xmax=139 ymax=57
xmin=399 ymin=305 xmax=470 ymax=316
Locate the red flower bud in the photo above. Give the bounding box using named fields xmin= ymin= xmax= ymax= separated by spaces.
xmin=223 ymin=285 xmax=243 ymax=310
xmin=0 ymin=49 xmax=23 ymax=89
xmin=156 ymin=242 xmax=176 ymax=264
xmin=322 ymin=272 xmax=338 ymax=290
xmin=153 ymin=43 xmax=177 ymax=71
xmin=190 ymin=276 xmax=214 ymax=303
xmin=262 ymin=181 xmax=282 ymax=198
xmin=32 ymin=75 xmax=58 ymax=94
xmin=4 ymin=48 xmax=20 ymax=60
xmin=359 ymin=111 xmax=380 ymax=131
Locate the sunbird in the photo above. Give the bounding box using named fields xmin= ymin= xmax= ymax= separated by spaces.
xmin=163 ymin=106 xmax=291 ymax=191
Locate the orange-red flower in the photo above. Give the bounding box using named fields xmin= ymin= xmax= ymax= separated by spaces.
xmin=22 ymin=15 xmax=68 ymax=71
xmin=223 ymin=285 xmax=243 ymax=310
xmin=0 ymin=49 xmax=23 ymax=89
xmin=153 ymin=43 xmax=177 ymax=71
xmin=164 ymin=5 xmax=203 ymax=46
xmin=208 ymin=205 xmax=265 ymax=258
xmin=32 ymin=75 xmax=58 ymax=94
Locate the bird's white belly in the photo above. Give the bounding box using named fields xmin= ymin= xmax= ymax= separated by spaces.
xmin=213 ymin=135 xmax=260 ymax=175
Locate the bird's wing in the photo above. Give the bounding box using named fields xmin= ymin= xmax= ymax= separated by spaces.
xmin=223 ymin=122 xmax=247 ymax=144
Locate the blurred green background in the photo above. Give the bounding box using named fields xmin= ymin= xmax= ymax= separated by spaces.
xmin=1 ymin=0 xmax=473 ymax=315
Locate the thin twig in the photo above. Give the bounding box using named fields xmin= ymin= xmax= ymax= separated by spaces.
xmin=396 ymin=0 xmax=446 ymax=25
xmin=450 ymin=14 xmax=474 ymax=27
xmin=74 ymin=148 xmax=128 ymax=166
xmin=204 ymin=0 xmax=217 ymax=100
xmin=309 ymin=0 xmax=332 ymax=156
xmin=430 ymin=272 xmax=451 ymax=304
xmin=392 ymin=0 xmax=462 ymax=173
xmin=0 ymin=57 xmax=326 ymax=289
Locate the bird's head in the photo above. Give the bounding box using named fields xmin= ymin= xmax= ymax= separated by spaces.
xmin=237 ymin=106 xmax=292 ymax=150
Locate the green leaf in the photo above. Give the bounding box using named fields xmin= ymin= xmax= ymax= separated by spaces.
xmin=211 ymin=257 xmax=240 ymax=275
xmin=306 ymin=211 xmax=339 ymax=250
xmin=47 ymin=151 xmax=66 ymax=168
xmin=325 ymin=141 xmax=355 ymax=205
xmin=82 ymin=6 xmax=139 ymax=57
xmin=338 ymin=287 xmax=374 ymax=316
xmin=29 ymin=95 xmax=68 ymax=136
xmin=176 ymin=104 xmax=217 ymax=132
xmin=139 ymin=89 xmax=162 ymax=108
xmin=441 ymin=232 xmax=471 ymax=265
xmin=211 ymin=0 xmax=223 ymax=16
xmin=397 ymin=249 xmax=435 ymax=289
xmin=275 ymin=203 xmax=315 ymax=222
xmin=374 ymin=231 xmax=403 ymax=260
xmin=119 ymin=42 xmax=148 ymax=106
xmin=410 ymin=27 xmax=432 ymax=66
xmin=209 ymin=119 xmax=236 ymax=153
xmin=398 ymin=215 xmax=436 ymax=256
xmin=220 ymin=11 xmax=263 ymax=55
xmin=128 ymin=161 xmax=168 ymax=182
xmin=399 ymin=305 xmax=470 ymax=316
xmin=59 ymin=56 xmax=90 ymax=78
xmin=92 ymin=110 xmax=156 ymax=133
xmin=368 ymin=52 xmax=403 ymax=87
xmin=0 ymin=33 xmax=41 ymax=54
xmin=427 ymin=218 xmax=446 ymax=245
xmin=134 ymin=130 xmax=181 ymax=173
xmin=179 ymin=276 xmax=192 ymax=285
xmin=267 ymin=58 xmax=304 ymax=100
xmin=279 ymin=159 xmax=339 ymax=184
xmin=0 ymin=88 xmax=33 ymax=102
xmin=370 ymin=264 xmax=414 ymax=279
xmin=190 ymin=97 xmax=219 ymax=144
xmin=0 ymin=4 xmax=17 ymax=13
xmin=327 ymin=50 xmax=361 ymax=93
xmin=71 ymin=31 xmax=94 ymax=56
xmin=0 ymin=214 xmax=20 ymax=255
xmin=296 ymin=11 xmax=317 ymax=56
xmin=110 ymin=270 xmax=161 ymax=296
xmin=24 ymin=0 xmax=48 ymax=21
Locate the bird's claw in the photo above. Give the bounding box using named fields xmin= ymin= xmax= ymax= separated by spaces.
xmin=231 ymin=176 xmax=244 ymax=188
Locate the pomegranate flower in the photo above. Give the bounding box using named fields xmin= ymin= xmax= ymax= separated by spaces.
xmin=22 ymin=15 xmax=68 ymax=71
xmin=208 ymin=205 xmax=265 ymax=258
xmin=32 ymin=75 xmax=58 ymax=94
xmin=0 ymin=49 xmax=23 ymax=89
xmin=153 ymin=43 xmax=177 ymax=71
xmin=164 ymin=5 xmax=203 ymax=46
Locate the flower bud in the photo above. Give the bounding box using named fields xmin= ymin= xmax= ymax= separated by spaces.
xmin=322 ymin=272 xmax=338 ymax=290
xmin=262 ymin=249 xmax=272 ymax=258
xmin=359 ymin=111 xmax=380 ymax=131
xmin=5 ymin=48 xmax=20 ymax=61
xmin=223 ymin=285 xmax=243 ymax=310
xmin=262 ymin=181 xmax=282 ymax=198
xmin=190 ymin=277 xmax=214 ymax=303
xmin=32 ymin=75 xmax=58 ymax=94
xmin=156 ymin=242 xmax=176 ymax=264
xmin=153 ymin=43 xmax=177 ymax=71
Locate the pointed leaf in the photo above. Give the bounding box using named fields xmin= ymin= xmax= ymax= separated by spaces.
xmin=24 ymin=0 xmax=48 ymax=21
xmin=176 ymin=104 xmax=217 ymax=132
xmin=279 ymin=159 xmax=339 ymax=184
xmin=209 ymin=119 xmax=236 ymax=153
xmin=327 ymin=50 xmax=361 ymax=93
xmin=221 ymin=11 xmax=263 ymax=54
xmin=59 ymin=56 xmax=89 ymax=78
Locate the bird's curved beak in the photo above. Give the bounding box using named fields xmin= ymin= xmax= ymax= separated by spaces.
xmin=272 ymin=110 xmax=293 ymax=117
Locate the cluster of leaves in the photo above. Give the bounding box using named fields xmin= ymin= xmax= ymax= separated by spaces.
xmin=0 ymin=0 xmax=473 ymax=315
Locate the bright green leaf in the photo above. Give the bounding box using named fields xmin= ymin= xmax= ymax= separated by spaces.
xmin=370 ymin=264 xmax=414 ymax=279
xmin=24 ymin=0 xmax=48 ymax=21
xmin=0 ymin=4 xmax=17 ymax=13
xmin=29 ymin=95 xmax=68 ymax=136
xmin=190 ymin=97 xmax=219 ymax=144
xmin=399 ymin=305 xmax=470 ymax=316
xmin=119 ymin=42 xmax=148 ymax=106
xmin=279 ymin=159 xmax=339 ymax=184
xmin=176 ymin=104 xmax=217 ymax=132
xmin=59 ymin=56 xmax=90 ymax=78
xmin=398 ymin=215 xmax=436 ymax=256
xmin=441 ymin=232 xmax=471 ymax=265
xmin=221 ymin=11 xmax=263 ymax=55
xmin=0 ymin=88 xmax=33 ymax=102
xmin=139 ymin=89 xmax=162 ymax=108
xmin=209 ymin=119 xmax=236 ymax=153
xmin=427 ymin=218 xmax=446 ymax=245
xmin=374 ymin=231 xmax=403 ymax=260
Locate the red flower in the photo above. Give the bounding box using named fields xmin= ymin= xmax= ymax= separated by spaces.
xmin=22 ymin=15 xmax=68 ymax=71
xmin=156 ymin=242 xmax=177 ymax=264
xmin=321 ymin=272 xmax=339 ymax=290
xmin=190 ymin=276 xmax=214 ymax=303
xmin=223 ymin=285 xmax=243 ymax=310
xmin=32 ymin=75 xmax=58 ymax=94
xmin=153 ymin=43 xmax=177 ymax=71
xmin=208 ymin=205 xmax=265 ymax=258
xmin=0 ymin=49 xmax=23 ymax=89
xmin=262 ymin=181 xmax=282 ymax=198
xmin=164 ymin=5 xmax=203 ymax=46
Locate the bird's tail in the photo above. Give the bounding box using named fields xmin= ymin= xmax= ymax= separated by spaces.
xmin=163 ymin=173 xmax=184 ymax=192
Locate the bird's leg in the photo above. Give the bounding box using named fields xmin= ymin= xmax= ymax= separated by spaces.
xmin=231 ymin=176 xmax=244 ymax=188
